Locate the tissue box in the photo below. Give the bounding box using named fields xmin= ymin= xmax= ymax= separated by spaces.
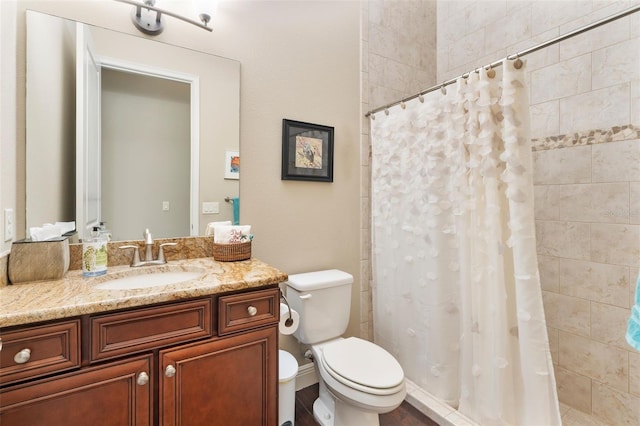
xmin=8 ymin=237 xmax=70 ymax=284
xmin=212 ymin=241 xmax=251 ymax=262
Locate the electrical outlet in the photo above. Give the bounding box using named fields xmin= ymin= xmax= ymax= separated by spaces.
xmin=202 ymin=202 xmax=219 ymax=214
xmin=4 ymin=208 xmax=15 ymax=242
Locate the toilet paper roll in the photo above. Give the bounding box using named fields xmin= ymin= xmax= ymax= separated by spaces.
xmin=279 ymin=303 xmax=300 ymax=335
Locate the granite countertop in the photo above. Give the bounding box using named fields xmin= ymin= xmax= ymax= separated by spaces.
xmin=0 ymin=258 xmax=288 ymax=329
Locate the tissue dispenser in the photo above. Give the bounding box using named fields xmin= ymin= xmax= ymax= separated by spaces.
xmin=8 ymin=237 xmax=70 ymax=284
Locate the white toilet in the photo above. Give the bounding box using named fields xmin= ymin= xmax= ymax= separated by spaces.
xmin=285 ymin=270 xmax=406 ymax=426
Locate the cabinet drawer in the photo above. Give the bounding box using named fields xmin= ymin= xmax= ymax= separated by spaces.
xmin=0 ymin=320 xmax=81 ymax=386
xmin=219 ymin=288 xmax=279 ymax=335
xmin=90 ymin=298 xmax=212 ymax=362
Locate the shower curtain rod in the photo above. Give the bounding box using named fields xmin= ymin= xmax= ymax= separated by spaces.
xmin=365 ymin=4 xmax=640 ymax=118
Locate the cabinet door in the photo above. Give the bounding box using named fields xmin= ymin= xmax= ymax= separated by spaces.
xmin=0 ymin=355 xmax=152 ymax=426
xmin=160 ymin=327 xmax=277 ymax=426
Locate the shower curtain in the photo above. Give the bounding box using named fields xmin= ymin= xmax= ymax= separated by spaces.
xmin=370 ymin=60 xmax=561 ymax=425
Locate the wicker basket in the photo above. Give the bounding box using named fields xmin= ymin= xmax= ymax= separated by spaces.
xmin=212 ymin=241 xmax=252 ymax=262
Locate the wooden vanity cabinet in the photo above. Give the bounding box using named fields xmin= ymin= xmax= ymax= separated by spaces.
xmin=0 ymin=286 xmax=280 ymax=426
xmin=0 ymin=355 xmax=152 ymax=426
xmin=160 ymin=327 xmax=277 ymax=425
xmin=159 ymin=289 xmax=279 ymax=426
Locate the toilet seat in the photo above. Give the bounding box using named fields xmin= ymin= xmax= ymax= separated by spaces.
xmin=320 ymin=337 xmax=404 ymax=396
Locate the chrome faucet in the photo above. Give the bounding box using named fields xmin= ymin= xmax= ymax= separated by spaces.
xmin=119 ymin=228 xmax=177 ymax=267
xmin=143 ymin=228 xmax=154 ymax=261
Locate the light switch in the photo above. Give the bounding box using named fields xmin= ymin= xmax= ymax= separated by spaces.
xmin=162 ymin=201 xmax=170 ymax=211
xmin=4 ymin=208 xmax=14 ymax=242
xmin=202 ymin=202 xmax=219 ymax=214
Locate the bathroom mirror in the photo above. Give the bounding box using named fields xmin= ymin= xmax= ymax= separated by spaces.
xmin=25 ymin=10 xmax=240 ymax=241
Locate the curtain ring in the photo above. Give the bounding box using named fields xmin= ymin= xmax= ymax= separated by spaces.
xmin=384 ymin=109 xmax=390 ymax=116
xmin=418 ymin=94 xmax=424 ymax=103
xmin=486 ymin=63 xmax=496 ymax=79
xmin=370 ymin=113 xmax=376 ymax=120
xmin=514 ymin=54 xmax=523 ymax=70
xmin=400 ymin=101 xmax=406 ymax=110
xmin=440 ymin=83 xmax=447 ymax=95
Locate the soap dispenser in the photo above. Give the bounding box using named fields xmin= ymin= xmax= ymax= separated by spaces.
xmin=82 ymin=226 xmax=108 ymax=277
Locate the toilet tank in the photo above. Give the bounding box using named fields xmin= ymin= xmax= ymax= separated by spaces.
xmin=285 ymin=270 xmax=353 ymax=345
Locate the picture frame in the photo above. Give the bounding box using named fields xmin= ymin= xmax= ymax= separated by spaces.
xmin=281 ymin=119 xmax=334 ymax=182
xmin=224 ymin=150 xmax=240 ymax=180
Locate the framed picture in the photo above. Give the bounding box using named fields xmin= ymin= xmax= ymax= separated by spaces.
xmin=224 ymin=150 xmax=240 ymax=179
xmin=281 ymin=119 xmax=334 ymax=182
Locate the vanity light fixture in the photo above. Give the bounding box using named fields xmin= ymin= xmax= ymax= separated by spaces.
xmin=114 ymin=0 xmax=216 ymax=35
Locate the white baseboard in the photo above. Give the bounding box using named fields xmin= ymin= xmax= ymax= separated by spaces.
xmin=295 ymin=362 xmax=318 ymax=391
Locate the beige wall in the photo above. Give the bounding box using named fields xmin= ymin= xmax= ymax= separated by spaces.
xmin=0 ymin=0 xmax=361 ymax=357
xmin=438 ymin=1 xmax=640 ymax=424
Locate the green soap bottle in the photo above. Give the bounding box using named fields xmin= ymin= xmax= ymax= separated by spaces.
xmin=82 ymin=226 xmax=108 ymax=277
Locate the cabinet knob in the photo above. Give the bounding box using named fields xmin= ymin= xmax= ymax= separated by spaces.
xmin=14 ymin=348 xmax=31 ymax=364
xmin=247 ymin=305 xmax=258 ymax=316
xmin=165 ymin=365 xmax=176 ymax=378
xmin=136 ymin=372 xmax=149 ymax=386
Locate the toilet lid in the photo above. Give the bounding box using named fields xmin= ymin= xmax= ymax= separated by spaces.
xmin=322 ymin=337 xmax=404 ymax=390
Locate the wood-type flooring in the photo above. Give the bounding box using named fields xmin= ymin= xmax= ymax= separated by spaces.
xmin=293 ymin=383 xmax=439 ymax=426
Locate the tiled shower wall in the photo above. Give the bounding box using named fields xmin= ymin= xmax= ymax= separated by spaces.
xmin=437 ymin=0 xmax=640 ymax=424
xmin=360 ymin=0 xmax=437 ymax=339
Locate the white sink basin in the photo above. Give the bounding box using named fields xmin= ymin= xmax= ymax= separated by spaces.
xmin=95 ymin=268 xmax=204 ymax=290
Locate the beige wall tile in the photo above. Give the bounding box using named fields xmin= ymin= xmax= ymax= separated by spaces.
xmin=591 ymin=224 xmax=640 ymax=267
xmin=556 ymin=366 xmax=592 ymax=413
xmin=555 ymin=183 xmax=630 ymax=224
xmin=591 ymin=302 xmax=632 ymax=349
xmin=536 ymin=221 xmax=590 ymax=260
xmin=484 ymin=6 xmax=530 ymax=56
xmin=538 ymin=254 xmax=559 ymax=293
xmin=559 ymin=83 xmax=630 ymax=134
xmin=561 ymin=407 xmax=609 ymax=426
xmin=592 ymin=37 xmax=640 ymax=91
xmin=534 ymin=185 xmax=560 ymax=220
xmin=543 ymin=291 xmax=590 ymax=336
xmin=534 ymin=182 xmax=629 ymax=223
xmin=531 ymin=0 xmax=591 ymax=35
xmin=559 ymin=259 xmax=629 ymax=308
xmin=631 ymin=182 xmax=640 ymax=225
xmin=632 ymin=10 xmax=640 ymax=39
xmin=560 ymin=16 xmax=630 ymax=61
xmin=530 ymin=101 xmax=560 ymax=139
xmin=532 ymin=146 xmax=591 ymax=185
xmin=530 ymin=54 xmax=591 ymax=104
xmin=632 ymin=268 xmax=640 ymax=308
xmin=592 ymin=139 xmax=640 ymax=183
xmin=559 ymin=331 xmax=629 ymax=391
xmin=548 ymin=326 xmax=559 ymax=365
xmin=632 ymin=81 xmax=639 ymax=126
xmin=507 ymin=28 xmax=560 ymax=74
xmin=630 ymin=351 xmax=640 ymax=397
xmin=592 ymin=382 xmax=640 ymax=426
